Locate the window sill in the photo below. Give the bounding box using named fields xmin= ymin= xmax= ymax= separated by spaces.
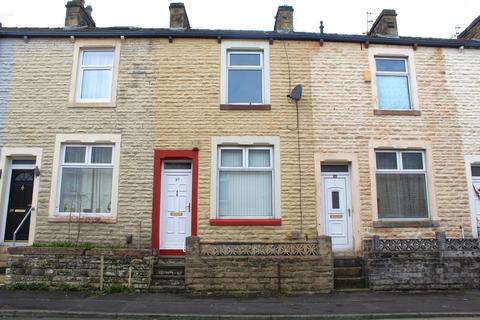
xmin=210 ymin=219 xmax=281 ymax=226
xmin=48 ymin=215 xmax=117 ymax=224
xmin=373 ymin=220 xmax=439 ymax=228
xmin=373 ymin=109 xmax=421 ymax=116
xmin=68 ymin=102 xmax=116 ymax=108
xmin=220 ymin=104 xmax=271 ymax=110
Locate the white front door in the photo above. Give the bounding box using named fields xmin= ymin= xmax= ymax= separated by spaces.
xmin=160 ymin=164 xmax=192 ymax=250
xmin=322 ymin=174 xmax=352 ymax=251
xmin=472 ymin=177 xmax=480 ymax=236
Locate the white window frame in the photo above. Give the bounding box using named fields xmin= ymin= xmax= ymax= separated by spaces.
xmin=374 ymin=57 xmax=411 ymax=110
xmin=217 ymin=146 xmax=274 ymax=218
xmin=68 ymin=39 xmax=121 ymax=108
xmin=368 ymin=47 xmax=419 ymax=111
xmin=375 ymin=149 xmax=429 ymax=220
xmin=49 ymin=134 xmax=121 ymax=221
xmin=57 ymin=144 xmax=114 ymax=215
xmin=210 ymin=136 xmax=280 ymax=219
xmin=220 ymin=41 xmax=270 ymax=105
xmin=75 ymin=49 xmax=114 ymax=103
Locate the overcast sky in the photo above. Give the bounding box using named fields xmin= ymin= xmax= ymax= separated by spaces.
xmin=1 ymin=0 xmax=479 ymax=38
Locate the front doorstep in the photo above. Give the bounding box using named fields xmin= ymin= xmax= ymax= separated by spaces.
xmin=159 ymin=249 xmax=185 ymax=256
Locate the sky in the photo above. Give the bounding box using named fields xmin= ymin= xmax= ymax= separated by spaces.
xmin=1 ymin=0 xmax=479 ymax=39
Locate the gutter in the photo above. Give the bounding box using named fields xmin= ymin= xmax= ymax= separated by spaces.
xmin=1 ymin=29 xmax=480 ymax=49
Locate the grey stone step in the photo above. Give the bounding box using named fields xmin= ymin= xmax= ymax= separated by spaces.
xmin=151 ymin=274 xmax=185 ymax=280
xmin=156 ymin=257 xmax=185 ymax=267
xmin=333 ymin=257 xmax=362 ymax=268
xmin=149 ymin=285 xmax=185 ymax=293
xmin=334 ymin=277 xmax=366 ymax=289
xmin=334 ymin=266 xmax=362 ymax=278
xmin=153 ymin=268 xmax=185 ymax=276
xmin=151 ymin=278 xmax=185 ymax=287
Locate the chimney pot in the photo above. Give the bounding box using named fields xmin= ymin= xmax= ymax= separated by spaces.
xmin=169 ymin=2 xmax=190 ymax=30
xmin=458 ymin=15 xmax=480 ymax=40
xmin=368 ymin=9 xmax=398 ymax=37
xmin=274 ymin=5 xmax=294 ymax=33
xmin=64 ymin=0 xmax=95 ymax=28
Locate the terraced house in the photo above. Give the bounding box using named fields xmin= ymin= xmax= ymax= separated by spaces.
xmin=1 ymin=1 xmax=480 ymax=293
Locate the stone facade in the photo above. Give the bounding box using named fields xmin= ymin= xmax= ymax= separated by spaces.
xmin=185 ymin=236 xmax=333 ymax=294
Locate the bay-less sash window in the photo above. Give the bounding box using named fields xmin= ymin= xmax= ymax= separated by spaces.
xmin=58 ymin=145 xmax=114 ymax=214
xmin=375 ymin=57 xmax=411 ymax=110
xmin=76 ymin=50 xmax=114 ymax=102
xmin=375 ymin=150 xmax=428 ymax=219
xmin=227 ymin=51 xmax=264 ymax=104
xmin=218 ymin=147 xmax=273 ymax=217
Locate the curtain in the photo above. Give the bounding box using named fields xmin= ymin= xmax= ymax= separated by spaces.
xmin=377 ymin=75 xmax=411 ymax=109
xmin=376 ymin=173 xmax=428 ymax=218
xmin=81 ymin=69 xmax=111 ymax=99
xmin=219 ymin=171 xmax=272 ymax=217
xmin=59 ymin=168 xmax=112 ymax=214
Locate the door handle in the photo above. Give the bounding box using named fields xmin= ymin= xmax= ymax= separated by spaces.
xmin=186 ymin=202 xmax=191 ymax=212
xmin=348 ymin=208 xmax=351 ymax=216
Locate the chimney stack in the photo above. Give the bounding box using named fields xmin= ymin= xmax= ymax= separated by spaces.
xmin=169 ymin=3 xmax=190 ymax=30
xmin=274 ymin=5 xmax=294 ymax=33
xmin=64 ymin=0 xmax=95 ymax=28
xmin=368 ymin=9 xmax=398 ymax=37
xmin=458 ymin=15 xmax=480 ymax=40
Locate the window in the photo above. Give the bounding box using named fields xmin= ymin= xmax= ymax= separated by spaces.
xmin=220 ymin=41 xmax=270 ymax=107
xmin=76 ymin=49 xmax=114 ymax=102
xmin=375 ymin=58 xmax=411 ymax=110
xmin=58 ymin=144 xmax=114 ymax=214
xmin=375 ymin=150 xmax=428 ymax=219
xmin=217 ymin=147 xmax=273 ymax=217
xmin=227 ymin=51 xmax=263 ymax=104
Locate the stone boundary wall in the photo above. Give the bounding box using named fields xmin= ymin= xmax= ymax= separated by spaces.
xmin=364 ymin=232 xmax=480 ymax=290
xmin=185 ymin=236 xmax=334 ymax=294
xmin=6 ymin=247 xmax=154 ymax=290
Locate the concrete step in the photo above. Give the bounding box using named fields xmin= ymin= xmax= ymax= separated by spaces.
xmin=151 ymin=278 xmax=185 ymax=287
xmin=333 ymin=257 xmax=362 ymax=268
xmin=334 ymin=266 xmax=362 ymax=278
xmin=334 ymin=277 xmax=366 ymax=289
xmin=153 ymin=268 xmax=185 ymax=276
xmin=149 ymin=285 xmax=185 ymax=293
xmin=156 ymin=257 xmax=185 ymax=267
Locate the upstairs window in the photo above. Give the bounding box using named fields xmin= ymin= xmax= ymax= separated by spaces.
xmin=76 ymin=49 xmax=114 ymax=102
xmin=375 ymin=150 xmax=428 ymax=219
xmin=375 ymin=58 xmax=411 ymax=110
xmin=227 ymin=51 xmax=264 ymax=104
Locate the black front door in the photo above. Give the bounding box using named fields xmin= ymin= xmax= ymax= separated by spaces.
xmin=4 ymin=169 xmax=34 ymax=241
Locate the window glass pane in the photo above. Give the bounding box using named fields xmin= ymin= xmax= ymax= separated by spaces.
xmin=321 ymin=165 xmax=348 ymax=173
xmin=220 ymin=149 xmax=243 ymax=167
xmin=81 ymin=69 xmax=111 ymax=99
xmin=332 ymin=191 xmax=340 ymax=209
xmin=402 ymin=152 xmax=423 ymax=170
xmin=377 ymin=75 xmax=411 ymax=110
xmin=91 ymin=147 xmax=113 ymax=164
xmin=376 ymin=59 xmax=406 ymax=72
xmin=12 ymin=159 xmax=36 ymax=165
xmin=228 ymin=70 xmax=263 ymax=103
xmin=248 ymin=149 xmax=270 ymax=167
xmin=230 ymin=53 xmax=261 ymax=66
xmin=472 ymin=166 xmax=480 ymax=177
xmin=376 ymin=152 xmax=397 ymax=170
xmin=376 ymin=173 xmax=428 ymax=219
xmin=164 ymin=162 xmax=191 ymax=170
xmin=219 ymin=171 xmax=272 ymax=217
xmin=64 ymin=146 xmax=86 ymax=163
xmin=59 ymin=168 xmax=112 ymax=214
xmin=82 ymin=51 xmax=114 ymax=66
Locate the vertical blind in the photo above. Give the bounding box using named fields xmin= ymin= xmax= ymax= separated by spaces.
xmin=218 ymin=147 xmax=273 ymax=217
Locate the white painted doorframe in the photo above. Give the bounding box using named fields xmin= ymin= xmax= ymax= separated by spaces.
xmin=159 ymin=162 xmax=192 ymax=250
xmin=322 ymin=171 xmax=353 ymax=251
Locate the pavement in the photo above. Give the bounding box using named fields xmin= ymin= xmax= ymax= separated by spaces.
xmin=1 ymin=289 xmax=480 ymax=319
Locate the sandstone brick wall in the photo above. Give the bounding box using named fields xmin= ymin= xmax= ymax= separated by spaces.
xmin=311 ymin=43 xmax=472 ymax=242
xmin=185 ymin=236 xmax=333 ymax=294
xmin=0 ymin=39 xmax=15 ymax=152
xmin=6 ymin=247 xmax=153 ymax=290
